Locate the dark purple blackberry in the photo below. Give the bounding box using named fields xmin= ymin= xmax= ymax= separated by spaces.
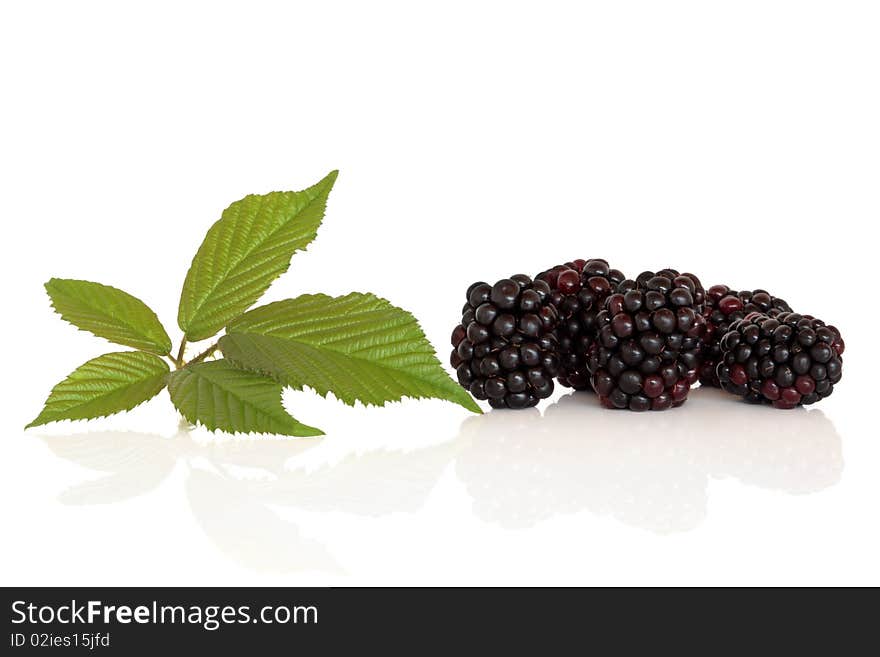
xmin=450 ymin=275 xmax=560 ymax=409
xmin=717 ymin=311 xmax=845 ymax=409
xmin=535 ymin=258 xmax=626 ymax=390
xmin=632 ymin=269 xmax=706 ymax=312
xmin=590 ymin=270 xmax=705 ymax=411
xmin=699 ymin=285 xmax=792 ymax=387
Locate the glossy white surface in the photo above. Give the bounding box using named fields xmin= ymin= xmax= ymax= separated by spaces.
xmin=1 ymin=1 xmax=878 ymax=586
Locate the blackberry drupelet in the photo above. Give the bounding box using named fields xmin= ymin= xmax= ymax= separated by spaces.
xmin=450 ymin=275 xmax=560 ymax=409
xmin=717 ymin=311 xmax=845 ymax=408
xmin=535 ymin=258 xmax=626 ymax=390
xmin=699 ymin=285 xmax=792 ymax=387
xmin=590 ymin=270 xmax=705 ymax=411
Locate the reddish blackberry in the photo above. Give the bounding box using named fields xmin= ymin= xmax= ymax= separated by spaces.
xmin=699 ymin=285 xmax=792 ymax=387
xmin=590 ymin=270 xmax=705 ymax=411
xmin=717 ymin=311 xmax=845 ymax=408
xmin=535 ymin=258 xmax=626 ymax=390
xmin=450 ymin=275 xmax=560 ymax=409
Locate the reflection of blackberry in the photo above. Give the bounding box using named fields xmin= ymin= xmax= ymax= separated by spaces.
xmin=717 ymin=311 xmax=845 ymax=408
xmin=699 ymin=285 xmax=792 ymax=387
xmin=454 ymin=397 xmax=707 ymax=533
xmin=450 ymin=275 xmax=560 ymax=409
xmin=590 ymin=270 xmax=704 ymax=411
xmin=535 ymin=258 xmax=626 ymax=390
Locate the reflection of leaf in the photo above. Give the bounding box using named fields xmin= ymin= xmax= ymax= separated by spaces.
xmin=58 ymin=466 xmax=175 ymax=505
xmin=42 ymin=430 xmax=324 ymax=501
xmin=42 ymin=431 xmax=176 ymax=472
xmin=42 ymin=432 xmax=176 ymax=505
xmin=251 ymin=441 xmax=458 ymax=515
xmin=40 ymin=430 xmax=338 ymax=574
xmin=186 ymin=469 xmax=341 ymax=574
xmin=202 ymin=436 xmax=320 ymax=477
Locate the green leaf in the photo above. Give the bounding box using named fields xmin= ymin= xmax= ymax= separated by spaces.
xmin=177 ymin=171 xmax=339 ymax=341
xmin=167 ymin=360 xmax=323 ymax=437
xmin=45 ymin=278 xmax=172 ymax=355
xmin=219 ymin=293 xmax=482 ymax=414
xmin=27 ymin=352 xmax=170 ymax=428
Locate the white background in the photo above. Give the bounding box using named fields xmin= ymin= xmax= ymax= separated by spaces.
xmin=1 ymin=1 xmax=878 ymax=586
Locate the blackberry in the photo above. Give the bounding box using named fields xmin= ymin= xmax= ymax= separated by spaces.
xmin=717 ymin=311 xmax=845 ymax=408
xmin=632 ymin=269 xmax=706 ymax=311
xmin=590 ymin=270 xmax=705 ymax=411
xmin=450 ymin=275 xmax=560 ymax=409
xmin=535 ymin=258 xmax=626 ymax=390
xmin=699 ymin=285 xmax=792 ymax=387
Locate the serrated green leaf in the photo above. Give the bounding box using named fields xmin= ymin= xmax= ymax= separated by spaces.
xmin=27 ymin=352 xmax=170 ymax=428
xmin=219 ymin=293 xmax=482 ymax=414
xmin=45 ymin=278 xmax=172 ymax=355
xmin=177 ymin=171 xmax=339 ymax=341
xmin=167 ymin=360 xmax=323 ymax=437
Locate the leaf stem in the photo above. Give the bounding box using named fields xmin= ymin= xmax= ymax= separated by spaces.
xmin=187 ymin=342 xmax=219 ymax=366
xmin=175 ymin=339 xmax=188 ymax=369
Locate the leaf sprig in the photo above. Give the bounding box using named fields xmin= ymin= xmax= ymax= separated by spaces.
xmin=29 ymin=171 xmax=480 ymax=436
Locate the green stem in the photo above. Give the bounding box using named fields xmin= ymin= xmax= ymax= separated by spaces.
xmin=187 ymin=342 xmax=219 ymax=366
xmin=175 ymin=339 xmax=188 ymax=369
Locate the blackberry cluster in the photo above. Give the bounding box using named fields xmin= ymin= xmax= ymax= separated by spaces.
xmin=451 ymin=260 xmax=846 ymax=411
xmin=698 ymin=285 xmax=792 ymax=387
xmin=450 ymin=275 xmax=560 ymax=409
xmin=717 ymin=311 xmax=845 ymax=409
xmin=590 ymin=270 xmax=704 ymax=411
xmin=535 ymin=258 xmax=626 ymax=390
